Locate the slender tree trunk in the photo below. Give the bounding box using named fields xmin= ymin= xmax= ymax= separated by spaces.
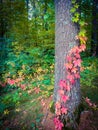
xmin=54 ymin=0 xmax=81 ymax=117
xmin=25 ymin=0 xmax=29 ymax=20
xmin=44 ymin=0 xmax=48 ymax=30
xmin=0 ymin=0 xmax=4 ymax=38
xmin=94 ymin=0 xmax=98 ymax=57
xmin=32 ymin=0 xmax=38 ymax=46
xmin=26 ymin=0 xmax=29 ymax=11
xmin=91 ymin=0 xmax=98 ymax=56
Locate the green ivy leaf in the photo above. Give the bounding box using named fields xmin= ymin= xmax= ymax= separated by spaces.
xmin=72 ymin=17 xmax=79 ymax=23
xmin=74 ymin=12 xmax=80 ymax=18
xmin=74 ymin=4 xmax=79 ymax=9
xmin=70 ymin=8 xmax=76 ymax=13
xmin=79 ymin=29 xmax=86 ymax=36
xmin=72 ymin=0 xmax=76 ymax=4
xmin=79 ymin=20 xmax=85 ymax=26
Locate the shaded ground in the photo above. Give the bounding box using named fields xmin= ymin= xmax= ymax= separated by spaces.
xmin=0 ymin=95 xmax=98 ymax=130
xmin=0 ymin=94 xmax=54 ymax=130
xmin=41 ymin=96 xmax=55 ymax=130
xmin=41 ymin=98 xmax=98 ymax=130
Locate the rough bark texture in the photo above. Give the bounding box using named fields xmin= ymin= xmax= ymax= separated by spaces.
xmin=54 ymin=0 xmax=81 ymax=114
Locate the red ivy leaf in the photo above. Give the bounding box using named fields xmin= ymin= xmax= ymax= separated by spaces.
xmin=7 ymin=78 xmax=16 ymax=85
xmin=61 ymin=95 xmax=69 ymax=103
xmin=54 ymin=117 xmax=64 ymax=130
xmin=59 ymin=80 xmax=66 ymax=89
xmin=56 ymin=109 xmax=61 ymax=116
xmin=73 ymin=59 xmax=82 ymax=67
xmin=79 ymin=44 xmax=86 ymax=52
xmin=70 ymin=46 xmax=80 ymax=54
xmin=61 ymin=107 xmax=68 ymax=114
xmin=74 ymin=52 xmax=81 ymax=59
xmin=20 ymin=84 xmax=26 ymax=90
xmin=66 ymin=55 xmax=72 ymax=62
xmin=71 ymin=67 xmax=78 ymax=73
xmin=65 ymin=84 xmax=71 ymax=91
xmin=58 ymin=90 xmax=64 ymax=96
xmin=67 ymin=74 xmax=74 ymax=81
xmin=55 ymin=101 xmax=61 ymax=109
xmin=65 ymin=63 xmax=73 ymax=70
xmin=74 ymin=72 xmax=80 ymax=79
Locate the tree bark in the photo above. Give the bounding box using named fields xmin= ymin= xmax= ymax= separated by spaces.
xmin=91 ymin=0 xmax=98 ymax=56
xmin=54 ymin=0 xmax=81 ymax=116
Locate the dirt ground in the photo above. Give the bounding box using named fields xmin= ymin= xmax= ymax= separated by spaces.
xmin=1 ymin=96 xmax=98 ymax=130
xmin=41 ymin=96 xmax=98 ymax=130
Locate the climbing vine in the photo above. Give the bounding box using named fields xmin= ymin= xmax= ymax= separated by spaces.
xmin=54 ymin=0 xmax=88 ymax=130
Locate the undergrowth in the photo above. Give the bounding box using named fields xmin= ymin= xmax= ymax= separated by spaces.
xmin=0 ymin=45 xmax=98 ymax=129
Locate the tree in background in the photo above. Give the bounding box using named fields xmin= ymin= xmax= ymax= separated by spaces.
xmin=2 ymin=0 xmax=55 ymax=52
xmin=91 ymin=0 xmax=98 ymax=56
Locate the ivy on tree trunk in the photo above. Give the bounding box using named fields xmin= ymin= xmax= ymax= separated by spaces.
xmin=54 ymin=0 xmax=81 ymax=120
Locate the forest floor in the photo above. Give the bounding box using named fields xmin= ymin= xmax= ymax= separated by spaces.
xmin=1 ymin=94 xmax=98 ymax=130
xmin=39 ymin=96 xmax=98 ymax=130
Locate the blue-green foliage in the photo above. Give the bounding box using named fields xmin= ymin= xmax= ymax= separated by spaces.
xmin=80 ymin=57 xmax=98 ymax=103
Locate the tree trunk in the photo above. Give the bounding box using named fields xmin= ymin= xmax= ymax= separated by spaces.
xmin=54 ymin=0 xmax=81 ymax=117
xmin=94 ymin=0 xmax=98 ymax=57
xmin=26 ymin=0 xmax=29 ymax=11
xmin=91 ymin=0 xmax=98 ymax=56
xmin=0 ymin=0 xmax=5 ymax=38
